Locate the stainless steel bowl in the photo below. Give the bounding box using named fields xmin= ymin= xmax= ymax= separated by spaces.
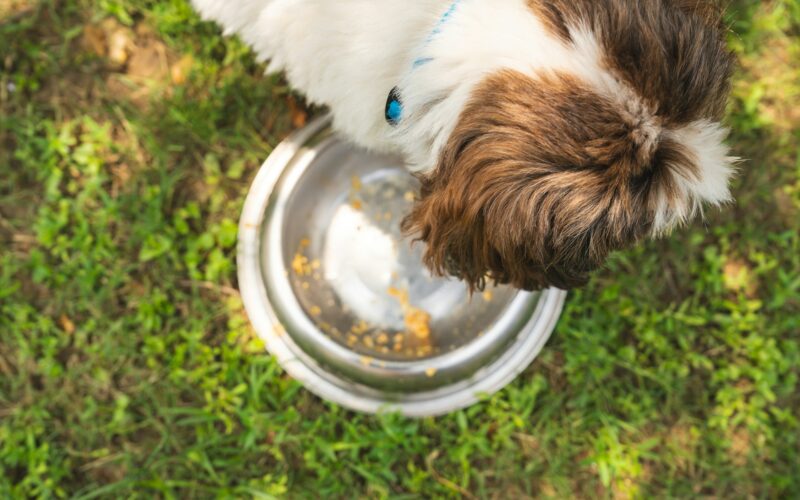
xmin=238 ymin=116 xmax=566 ymax=416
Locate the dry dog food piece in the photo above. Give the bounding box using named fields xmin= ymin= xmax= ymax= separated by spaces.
xmin=292 ymin=253 xmax=311 ymax=276
xmin=349 ymin=177 xmax=365 ymax=210
xmin=403 ymin=326 xmax=433 ymax=358
xmin=388 ymin=287 xmax=431 ymax=340
xmin=309 ymin=306 xmax=322 ymax=316
xmin=387 ymin=287 xmax=434 ymax=357
xmin=392 ymin=333 xmax=405 ymax=352
xmin=417 ymin=345 xmax=433 ymax=356
xmin=291 ymin=238 xmax=315 ymax=276
xmin=404 ymin=309 xmax=431 ymax=340
xmin=350 ymin=320 xmax=370 ymax=335
xmin=482 ymin=291 xmax=493 ymax=302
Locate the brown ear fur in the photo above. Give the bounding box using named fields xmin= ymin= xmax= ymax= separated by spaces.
xmin=403 ymin=71 xmax=687 ymax=291
xmin=402 ymin=0 xmax=734 ymax=291
xmin=528 ymin=0 xmax=734 ymax=124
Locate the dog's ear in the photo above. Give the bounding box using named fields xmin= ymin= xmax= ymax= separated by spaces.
xmin=402 ymin=69 xmax=734 ymax=291
xmin=529 ymin=0 xmax=736 ymax=122
xmin=402 ymin=71 xmax=649 ymax=290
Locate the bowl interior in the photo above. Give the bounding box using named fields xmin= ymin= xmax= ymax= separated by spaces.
xmin=277 ymin=138 xmax=519 ymax=362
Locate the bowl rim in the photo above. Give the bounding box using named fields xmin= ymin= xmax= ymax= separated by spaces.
xmin=237 ymin=116 xmax=568 ymax=417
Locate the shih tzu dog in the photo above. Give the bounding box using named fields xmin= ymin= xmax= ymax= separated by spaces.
xmin=192 ymin=0 xmax=736 ymax=291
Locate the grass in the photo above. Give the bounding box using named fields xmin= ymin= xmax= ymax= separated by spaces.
xmin=1 ymin=0 xmax=798 ymax=497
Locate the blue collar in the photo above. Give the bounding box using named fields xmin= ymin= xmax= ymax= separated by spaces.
xmin=385 ymin=0 xmax=464 ymax=126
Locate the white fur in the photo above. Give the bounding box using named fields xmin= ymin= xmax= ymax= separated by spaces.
xmin=654 ymin=122 xmax=737 ymax=233
xmin=191 ymin=0 xmax=734 ymax=233
xmin=192 ymin=0 xmax=444 ymax=153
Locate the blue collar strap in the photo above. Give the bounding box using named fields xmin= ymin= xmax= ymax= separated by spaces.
xmin=385 ymin=0 xmax=464 ymax=126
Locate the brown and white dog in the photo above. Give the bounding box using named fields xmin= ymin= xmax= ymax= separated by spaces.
xmin=192 ymin=0 xmax=737 ymax=291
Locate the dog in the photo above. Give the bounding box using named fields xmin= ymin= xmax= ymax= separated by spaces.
xmin=191 ymin=0 xmax=736 ymax=291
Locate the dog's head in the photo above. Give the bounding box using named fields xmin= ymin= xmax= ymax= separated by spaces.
xmin=397 ymin=0 xmax=736 ymax=291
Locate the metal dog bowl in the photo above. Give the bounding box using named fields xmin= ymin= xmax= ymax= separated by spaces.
xmin=238 ymin=116 xmax=566 ymax=416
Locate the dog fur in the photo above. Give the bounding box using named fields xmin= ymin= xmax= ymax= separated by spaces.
xmin=192 ymin=0 xmax=736 ymax=290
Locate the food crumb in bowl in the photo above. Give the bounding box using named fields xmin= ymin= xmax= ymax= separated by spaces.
xmin=292 ymin=253 xmax=311 ymax=276
xmin=482 ymin=291 xmax=493 ymax=302
xmin=376 ymin=333 xmax=389 ymax=345
xmin=405 ymin=330 xmax=434 ymax=357
xmin=360 ymin=356 xmax=373 ymax=366
xmin=404 ymin=191 xmax=415 ymax=202
xmin=425 ymin=368 xmax=437 ymax=378
xmin=350 ymin=320 xmax=370 ymax=335
xmin=388 ymin=287 xmax=432 ymax=340
xmin=300 ymin=237 xmax=311 ymax=248
xmin=351 ymin=176 xmax=362 ymax=192
xmin=405 ymin=309 xmax=431 ymax=339
xmin=351 ymin=199 xmax=363 ymax=210
xmin=416 ymin=345 xmax=433 ymax=356
xmin=309 ymin=306 xmax=322 ymax=316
